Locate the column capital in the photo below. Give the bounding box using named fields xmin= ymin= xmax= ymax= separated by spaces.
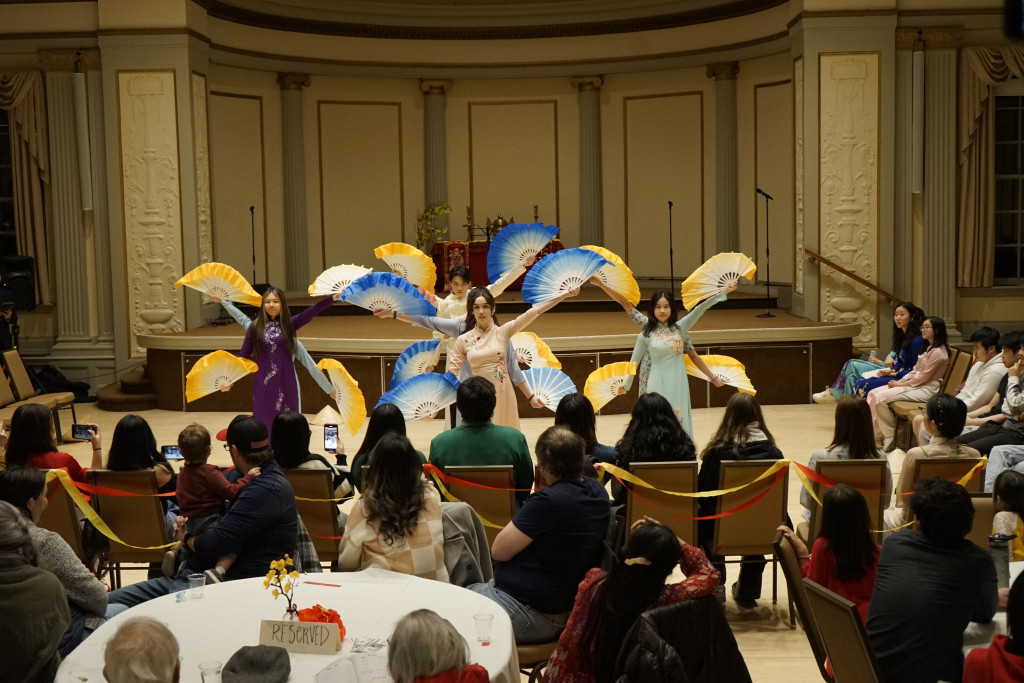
xmin=571 ymin=75 xmax=604 ymax=92
xmin=706 ymin=62 xmax=740 ymax=81
xmin=39 ymin=48 xmax=101 ymax=72
xmin=277 ymin=72 xmax=311 ymax=90
xmin=420 ymin=79 xmax=452 ymax=95
xmin=895 ymin=26 xmax=962 ymax=50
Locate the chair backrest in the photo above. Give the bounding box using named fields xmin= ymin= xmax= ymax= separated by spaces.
xmin=941 ymin=349 xmax=972 ymax=396
xmin=444 ymin=465 xmax=516 ymax=547
xmin=772 ymin=530 xmax=830 ymax=681
xmin=967 ymin=492 xmax=997 ymax=550
xmin=2 ymin=349 xmax=36 ymax=400
xmin=0 ymin=371 xmax=18 ymax=409
xmin=803 ymin=578 xmax=881 ymax=683
xmin=624 ymin=461 xmax=699 ymax=547
xmin=712 ymin=460 xmax=789 ymax=557
xmin=86 ymin=470 xmax=169 ymax=563
xmin=910 ymin=456 xmax=985 ymax=496
xmin=36 ymin=476 xmax=86 ymax=561
xmin=806 ymin=459 xmax=890 ymax=545
xmin=283 ymin=469 xmax=343 ymax=562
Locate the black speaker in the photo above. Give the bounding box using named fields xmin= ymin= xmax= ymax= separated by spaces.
xmin=0 ymin=254 xmax=36 ymax=312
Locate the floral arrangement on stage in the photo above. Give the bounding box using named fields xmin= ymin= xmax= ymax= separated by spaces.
xmin=415 ymin=202 xmax=453 ymax=251
xmin=265 ymin=554 xmax=301 ymax=617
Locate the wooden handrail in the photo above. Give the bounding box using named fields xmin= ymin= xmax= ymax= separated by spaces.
xmin=804 ymin=249 xmax=900 ymax=304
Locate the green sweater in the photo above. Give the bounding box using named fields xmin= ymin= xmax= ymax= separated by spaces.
xmin=428 ymin=420 xmax=534 ymax=505
xmin=0 ymin=553 xmax=70 ymax=683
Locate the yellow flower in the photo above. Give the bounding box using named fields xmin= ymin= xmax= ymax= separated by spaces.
xmin=283 ymin=582 xmax=291 ymax=593
xmin=266 ymin=570 xmax=275 ymax=580
xmin=272 ymin=589 xmax=279 ymax=598
xmin=263 ymin=579 xmax=270 ymax=588
xmin=289 ymin=571 xmax=299 ymax=580
xmin=285 ymin=556 xmax=293 ymax=566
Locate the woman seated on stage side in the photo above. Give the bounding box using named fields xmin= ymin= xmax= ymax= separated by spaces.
xmin=338 ymin=433 xmax=448 ymax=582
xmin=1 ymin=403 xmax=96 ymax=484
xmin=813 ymin=301 xmax=925 ymax=404
xmin=349 ymin=403 xmax=427 ymax=493
xmin=801 ymin=396 xmax=891 ymax=521
xmin=610 ymin=393 xmax=696 ymax=505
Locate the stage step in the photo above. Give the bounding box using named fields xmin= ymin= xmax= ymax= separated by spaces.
xmin=118 ymin=366 xmax=156 ymax=395
xmin=96 ymin=365 xmax=158 ymax=411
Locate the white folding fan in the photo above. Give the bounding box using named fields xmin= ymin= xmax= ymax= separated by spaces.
xmin=340 ymin=272 xmax=436 ymax=316
xmin=510 ymin=332 xmax=561 ymax=369
xmin=684 ymin=354 xmax=756 ymax=395
xmin=374 ymin=242 xmax=437 ymax=293
xmin=580 ymin=245 xmax=641 ymax=307
xmin=391 ymin=339 xmax=442 ymax=389
xmin=308 ymin=264 xmax=373 ymax=296
xmin=376 ymin=372 xmax=460 ymax=421
xmin=583 ymin=361 xmax=637 ymax=412
xmin=185 ymin=350 xmax=258 ymax=402
xmin=680 ymin=252 xmax=756 ymax=310
xmin=521 ymin=248 xmax=610 ymax=305
xmin=486 ymin=222 xmax=560 ymax=283
xmin=174 ymin=263 xmax=263 ymax=306
xmin=522 ymin=367 xmax=577 ymax=412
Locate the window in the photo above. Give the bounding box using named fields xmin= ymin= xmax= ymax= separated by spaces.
xmin=0 ymin=109 xmax=15 ymax=256
xmin=995 ymin=94 xmax=1024 ymax=283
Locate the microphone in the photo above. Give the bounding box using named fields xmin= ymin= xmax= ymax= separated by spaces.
xmin=756 ymin=188 xmax=773 ymax=200
xmin=249 ymin=205 xmax=255 ymax=213
xmin=668 ymin=201 xmax=673 ymax=208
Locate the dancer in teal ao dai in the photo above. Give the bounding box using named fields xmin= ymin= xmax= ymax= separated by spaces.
xmin=622 ymin=281 xmax=737 ymax=438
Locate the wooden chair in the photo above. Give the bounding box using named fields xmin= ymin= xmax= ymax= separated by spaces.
xmin=283 ymin=469 xmax=344 ymax=568
xmin=36 ymin=476 xmax=86 ymax=562
xmin=2 ymin=349 xmax=77 ymax=440
xmin=803 ymin=579 xmax=881 ymax=682
xmin=966 ymin=492 xmax=997 ymax=550
xmin=87 ymin=470 xmax=170 ymax=588
xmin=711 ymin=460 xmax=789 ymax=604
xmin=891 ymin=349 xmax=971 ymax=450
xmin=624 ymin=461 xmax=699 ymax=547
xmin=772 ymin=531 xmax=831 ymax=680
xmin=517 ymin=641 xmax=559 ymax=683
xmin=913 ymin=456 xmax=986 ymax=493
xmin=443 ymin=465 xmax=516 ymax=547
xmin=797 ymin=459 xmax=890 ymax=546
xmin=0 ymin=371 xmax=58 ymax=428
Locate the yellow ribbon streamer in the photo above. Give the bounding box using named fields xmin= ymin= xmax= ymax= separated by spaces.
xmin=598 ymin=460 xmax=790 ymax=498
xmin=428 ymin=470 xmax=504 ymax=530
xmin=46 ymin=469 xmax=177 ymax=550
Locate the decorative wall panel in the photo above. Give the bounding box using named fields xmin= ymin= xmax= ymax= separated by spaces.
xmin=818 ymin=53 xmax=879 ymax=347
xmin=753 ymin=80 xmax=793 ymax=284
xmin=192 ymin=73 xmax=213 ymax=268
xmin=794 ymin=57 xmax=804 ymax=295
xmin=117 ymin=71 xmax=184 ymax=358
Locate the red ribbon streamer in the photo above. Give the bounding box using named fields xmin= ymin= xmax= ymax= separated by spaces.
xmin=609 ymin=468 xmax=786 ymax=521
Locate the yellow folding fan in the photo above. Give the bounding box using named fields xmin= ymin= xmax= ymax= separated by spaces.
xmin=174 ymin=263 xmax=262 ymax=306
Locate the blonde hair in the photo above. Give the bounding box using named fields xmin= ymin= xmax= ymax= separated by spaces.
xmin=104 ymin=617 xmax=180 ymax=683
xmin=388 ymin=609 xmax=469 ymax=683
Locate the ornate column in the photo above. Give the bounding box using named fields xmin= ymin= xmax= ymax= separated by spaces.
xmin=893 ymin=31 xmax=916 ymax=302
xmin=573 ymin=76 xmax=604 ymax=246
xmin=707 ymin=63 xmax=740 ymax=254
xmin=278 ymin=72 xmax=311 ymax=290
xmin=420 ymin=80 xmax=451 ymax=238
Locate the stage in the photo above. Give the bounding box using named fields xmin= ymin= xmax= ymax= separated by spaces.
xmin=133 ymin=289 xmax=859 ymax=416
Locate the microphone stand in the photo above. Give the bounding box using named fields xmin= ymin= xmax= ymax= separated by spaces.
xmin=249 ymin=205 xmax=257 ymax=286
xmin=756 ymin=189 xmax=775 ymax=318
xmin=668 ymin=201 xmax=675 ymax=295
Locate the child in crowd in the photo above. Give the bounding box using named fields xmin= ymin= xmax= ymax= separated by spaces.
xmin=171 ymin=424 xmax=259 ymax=583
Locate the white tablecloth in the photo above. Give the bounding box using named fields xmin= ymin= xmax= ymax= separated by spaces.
xmin=58 ymin=569 xmax=519 ymax=682
xmin=962 ymin=560 xmax=1024 ymax=653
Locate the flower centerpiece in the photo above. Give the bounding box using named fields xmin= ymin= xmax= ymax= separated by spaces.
xmin=264 ymin=554 xmax=301 ymax=618
xmin=415 ymin=202 xmax=453 ymax=251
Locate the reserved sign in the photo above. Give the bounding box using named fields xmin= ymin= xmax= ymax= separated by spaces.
xmin=258 ymin=620 xmax=342 ymax=655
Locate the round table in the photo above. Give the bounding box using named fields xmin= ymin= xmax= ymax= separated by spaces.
xmin=58 ymin=569 xmax=519 ymax=682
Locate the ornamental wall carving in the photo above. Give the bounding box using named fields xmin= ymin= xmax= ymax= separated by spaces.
xmin=192 ymin=73 xmax=214 ymax=269
xmin=118 ymin=71 xmax=185 ymax=357
xmin=818 ymin=53 xmax=879 ymax=348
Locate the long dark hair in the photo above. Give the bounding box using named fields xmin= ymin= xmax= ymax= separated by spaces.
xmin=107 ymin=415 xmax=166 ymax=471
xmin=922 ymin=316 xmax=949 ymax=354
xmin=892 ymin=302 xmax=924 ymax=353
xmin=357 ymin=403 xmax=407 ymax=455
xmin=3 ymin=403 xmax=57 ymax=465
xmin=615 ymin=393 xmax=695 ymax=467
xmin=926 ymin=393 xmax=967 ymax=439
xmin=271 ymin=411 xmax=314 ymax=468
xmin=249 ymin=286 xmax=295 ymax=359
xmin=701 ymin=392 xmax=775 ymax=460
xmin=0 ymin=466 xmax=47 ymax=518
xmin=554 ymin=393 xmax=598 ymax=454
xmin=580 ymin=523 xmax=681 ymax=683
xmin=362 ymin=433 xmax=426 ymax=545
xmin=642 ymin=290 xmax=679 ymax=337
xmin=818 ymin=484 xmax=878 ymax=583
xmin=829 ymin=396 xmax=880 ymax=461
xmin=462 ymin=287 xmax=498 ymax=332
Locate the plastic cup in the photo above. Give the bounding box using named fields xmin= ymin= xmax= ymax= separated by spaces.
xmin=473 ymin=613 xmax=494 ymax=645
xmin=188 ymin=573 xmax=205 ymax=600
xmin=199 ymin=660 xmax=222 ymax=683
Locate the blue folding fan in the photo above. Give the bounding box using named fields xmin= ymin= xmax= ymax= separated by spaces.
xmin=486 ymin=222 xmax=560 ymax=283
xmin=522 ymin=367 xmax=577 ymax=412
xmin=521 ymin=248 xmax=610 ymax=305
xmin=340 ymin=272 xmax=436 ymax=316
xmin=376 ymin=372 xmax=461 ymax=421
xmin=391 ymin=339 xmax=442 ymax=389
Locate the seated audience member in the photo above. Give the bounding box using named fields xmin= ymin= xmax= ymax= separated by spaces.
xmin=350 ymin=403 xmax=426 ymax=492
xmin=110 ymin=416 xmax=298 ymax=606
xmin=471 ymin=426 xmax=611 ymax=644
xmin=697 ymin=392 xmax=784 ymax=608
xmin=884 ymin=394 xmax=980 ymax=530
xmin=801 ymin=396 xmax=891 ymax=521
xmin=338 ymin=433 xmax=448 ymax=581
xmin=964 ymin=571 xmax=1024 ymax=683
xmin=545 ymin=517 xmax=719 ymax=683
xmin=0 ymin=467 xmax=127 ymax=657
xmin=960 ymin=332 xmax=1024 ymax=456
xmin=867 ymin=477 xmax=998 ymax=683
xmin=2 ymin=402 xmax=95 ymax=484
xmin=0 ymin=499 xmax=70 ymax=683
xmin=103 ymin=617 xmax=180 ymax=683
xmin=428 ymin=377 xmax=533 ymax=506
xmin=271 ymin=411 xmax=352 ymax=518
xmin=554 ymin=392 xmax=617 ymax=467
xmin=992 ymin=471 xmax=1024 ymax=562
xmin=611 ymin=392 xmax=696 ymax=505
xmin=104 ymin=414 xmax=179 ymax=536
xmin=388 ymin=609 xmax=488 ymax=683
xmin=781 ymin=484 xmax=879 ymax=623
xmin=869 ymin=316 xmax=950 ymax=449
xmin=913 ymin=327 xmax=1007 ymax=446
